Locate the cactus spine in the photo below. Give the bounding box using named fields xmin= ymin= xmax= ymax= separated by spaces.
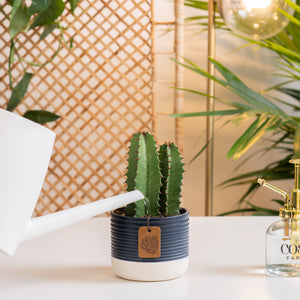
xmin=125 ymin=132 xmax=184 ymax=217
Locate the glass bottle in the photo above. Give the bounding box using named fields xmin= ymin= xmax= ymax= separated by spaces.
xmin=259 ymin=159 xmax=300 ymax=276
xmin=266 ymin=218 xmax=300 ymax=276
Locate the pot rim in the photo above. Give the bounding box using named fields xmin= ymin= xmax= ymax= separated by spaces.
xmin=111 ymin=207 xmax=189 ymax=220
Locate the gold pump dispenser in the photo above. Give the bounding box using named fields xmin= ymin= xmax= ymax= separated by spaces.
xmin=259 ymin=159 xmax=300 ymax=276
xmin=258 ymin=159 xmax=300 ymax=220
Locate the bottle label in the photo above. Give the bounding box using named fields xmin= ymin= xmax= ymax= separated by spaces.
xmin=281 ymin=242 xmax=300 ymax=260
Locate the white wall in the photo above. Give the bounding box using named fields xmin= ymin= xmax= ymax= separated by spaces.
xmin=154 ymin=0 xmax=292 ymax=216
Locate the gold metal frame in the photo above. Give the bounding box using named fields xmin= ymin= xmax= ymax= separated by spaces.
xmin=205 ymin=0 xmax=216 ymax=216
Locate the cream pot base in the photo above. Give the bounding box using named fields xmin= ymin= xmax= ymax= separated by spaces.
xmin=111 ymin=257 xmax=189 ymax=281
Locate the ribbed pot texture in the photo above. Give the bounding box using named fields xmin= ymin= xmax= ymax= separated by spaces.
xmin=111 ymin=208 xmax=189 ymax=263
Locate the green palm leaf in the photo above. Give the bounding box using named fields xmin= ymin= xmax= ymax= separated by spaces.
xmin=284 ymin=0 xmax=300 ymax=13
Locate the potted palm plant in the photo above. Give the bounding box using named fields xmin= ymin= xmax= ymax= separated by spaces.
xmin=170 ymin=0 xmax=300 ymax=215
xmin=111 ymin=132 xmax=189 ymax=281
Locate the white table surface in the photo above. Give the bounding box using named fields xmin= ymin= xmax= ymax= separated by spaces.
xmin=0 ymin=216 xmax=299 ymax=300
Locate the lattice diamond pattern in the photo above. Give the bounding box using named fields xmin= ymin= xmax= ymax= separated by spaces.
xmin=0 ymin=0 xmax=154 ymax=216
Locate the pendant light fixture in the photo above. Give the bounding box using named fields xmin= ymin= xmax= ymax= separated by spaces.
xmin=217 ymin=0 xmax=295 ymax=40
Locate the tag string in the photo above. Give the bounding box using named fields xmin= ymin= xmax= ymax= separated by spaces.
xmin=147 ymin=216 xmax=151 ymax=232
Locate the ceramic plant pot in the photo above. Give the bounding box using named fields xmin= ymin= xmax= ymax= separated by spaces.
xmin=111 ymin=207 xmax=189 ymax=281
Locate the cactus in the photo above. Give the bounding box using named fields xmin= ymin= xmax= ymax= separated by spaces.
xmin=125 ymin=132 xmax=184 ymax=217
xmin=125 ymin=132 xmax=161 ymax=217
xmin=159 ymin=143 xmax=184 ymax=216
xmin=158 ymin=144 xmax=169 ymax=215
xmin=125 ymin=132 xmax=140 ymax=216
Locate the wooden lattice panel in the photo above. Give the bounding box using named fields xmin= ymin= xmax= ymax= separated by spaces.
xmin=0 ymin=0 xmax=154 ymax=216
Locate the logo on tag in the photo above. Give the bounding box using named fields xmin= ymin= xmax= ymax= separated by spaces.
xmin=138 ymin=226 xmax=161 ymax=258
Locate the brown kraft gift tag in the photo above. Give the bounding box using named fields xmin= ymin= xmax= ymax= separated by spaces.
xmin=138 ymin=226 xmax=161 ymax=258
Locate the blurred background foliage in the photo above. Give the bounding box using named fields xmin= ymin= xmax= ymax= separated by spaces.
xmin=173 ymin=0 xmax=300 ymax=215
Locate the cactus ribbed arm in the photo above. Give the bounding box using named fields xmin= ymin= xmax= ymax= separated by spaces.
xmin=125 ymin=132 xmax=161 ymax=217
xmin=159 ymin=143 xmax=183 ymax=216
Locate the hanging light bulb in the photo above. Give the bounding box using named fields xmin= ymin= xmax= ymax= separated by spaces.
xmin=217 ymin=0 xmax=295 ymax=40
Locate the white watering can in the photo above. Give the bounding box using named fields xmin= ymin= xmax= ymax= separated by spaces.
xmin=0 ymin=109 xmax=144 ymax=256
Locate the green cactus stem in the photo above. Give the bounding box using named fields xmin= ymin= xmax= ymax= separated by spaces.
xmin=158 ymin=144 xmax=170 ymax=215
xmin=159 ymin=143 xmax=184 ymax=216
xmin=125 ymin=132 xmax=161 ymax=217
xmin=125 ymin=132 xmax=140 ymax=216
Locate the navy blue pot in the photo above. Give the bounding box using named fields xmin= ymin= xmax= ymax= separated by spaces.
xmin=111 ymin=207 xmax=189 ymax=281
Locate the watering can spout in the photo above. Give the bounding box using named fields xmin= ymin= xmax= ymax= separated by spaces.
xmin=0 ymin=109 xmax=144 ymax=256
xmin=1 ymin=191 xmax=143 ymax=256
xmin=22 ymin=190 xmax=143 ymax=245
